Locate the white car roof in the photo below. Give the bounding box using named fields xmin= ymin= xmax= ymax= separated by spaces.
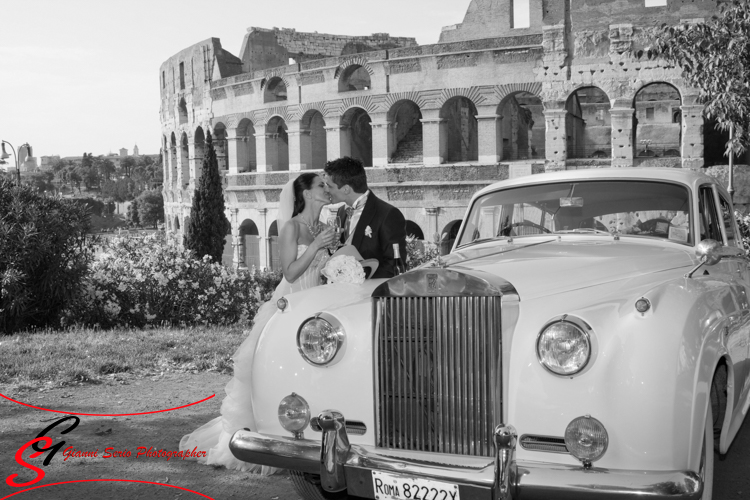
xmin=475 ymin=167 xmax=724 ymax=199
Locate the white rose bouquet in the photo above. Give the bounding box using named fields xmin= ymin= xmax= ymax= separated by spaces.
xmin=322 ymin=255 xmax=366 ymax=285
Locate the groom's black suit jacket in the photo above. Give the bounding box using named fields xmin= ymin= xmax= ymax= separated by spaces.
xmin=337 ymin=192 xmax=406 ymax=279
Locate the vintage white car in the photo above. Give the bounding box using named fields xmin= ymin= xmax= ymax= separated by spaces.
xmin=230 ymin=168 xmax=750 ymax=500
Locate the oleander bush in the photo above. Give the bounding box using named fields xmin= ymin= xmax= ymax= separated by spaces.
xmin=63 ymin=233 xmax=282 ymax=329
xmin=735 ymin=210 xmax=750 ymax=256
xmin=1 ymin=179 xmax=95 ymax=334
xmin=405 ymin=235 xmax=441 ymax=270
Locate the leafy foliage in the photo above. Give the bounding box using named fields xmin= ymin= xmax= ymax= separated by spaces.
xmin=126 ymin=199 xmax=140 ymax=226
xmin=0 ymin=178 xmax=94 ymax=334
xmin=184 ymin=132 xmax=230 ymax=262
xmin=136 ymin=189 xmax=165 ymax=229
xmin=63 ymin=233 xmax=282 ymax=329
xmin=405 ymin=235 xmax=440 ymax=270
xmin=654 ymin=1 xmax=750 ymax=156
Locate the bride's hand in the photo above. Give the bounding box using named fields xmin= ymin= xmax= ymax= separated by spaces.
xmin=312 ymin=226 xmax=336 ymax=251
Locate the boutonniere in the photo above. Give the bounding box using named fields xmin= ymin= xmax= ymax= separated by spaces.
xmin=365 ymin=226 xmax=373 ymax=238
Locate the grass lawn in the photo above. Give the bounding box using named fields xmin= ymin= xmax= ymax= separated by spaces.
xmin=0 ymin=326 xmax=247 ymax=390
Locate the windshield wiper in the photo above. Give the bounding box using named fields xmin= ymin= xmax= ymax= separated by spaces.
xmin=555 ymin=228 xmax=612 ymax=236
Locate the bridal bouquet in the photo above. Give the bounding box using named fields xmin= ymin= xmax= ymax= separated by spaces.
xmin=322 ymin=255 xmax=366 ymax=285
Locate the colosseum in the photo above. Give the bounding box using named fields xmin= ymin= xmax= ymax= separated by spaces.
xmin=160 ymin=0 xmax=728 ymax=269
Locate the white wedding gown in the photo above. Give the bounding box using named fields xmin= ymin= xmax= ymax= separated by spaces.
xmin=179 ymin=245 xmax=329 ymax=473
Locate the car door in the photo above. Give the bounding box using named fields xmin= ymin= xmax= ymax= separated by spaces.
xmin=716 ymin=188 xmax=750 ymax=404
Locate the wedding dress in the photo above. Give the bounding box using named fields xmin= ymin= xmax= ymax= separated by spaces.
xmin=179 ymin=244 xmax=329 ymax=473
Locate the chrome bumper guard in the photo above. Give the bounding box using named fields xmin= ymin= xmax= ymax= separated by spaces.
xmin=229 ymin=413 xmax=702 ymax=500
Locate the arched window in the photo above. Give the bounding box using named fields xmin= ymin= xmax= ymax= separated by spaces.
xmin=499 ymin=91 xmax=545 ymax=160
xmin=239 ymin=219 xmax=261 ymax=269
xmin=265 ymin=117 xmax=289 ymax=171
xmin=340 ymin=108 xmax=373 ymax=167
xmin=338 ymin=65 xmax=371 ymax=92
xmin=633 ymin=83 xmax=681 ymax=162
xmin=178 ymin=98 xmax=188 ymax=125
xmin=405 ymin=221 xmax=424 ymax=240
xmin=440 ymin=97 xmax=478 ymax=163
xmin=264 ymin=77 xmax=287 ymax=103
xmin=236 ymin=119 xmax=257 ymax=173
xmin=565 ymin=87 xmax=611 ymax=159
xmin=300 ymin=110 xmax=327 ymax=170
xmin=388 ymin=100 xmax=423 ymax=164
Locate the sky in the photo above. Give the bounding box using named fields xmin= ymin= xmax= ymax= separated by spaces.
xmin=0 ymin=0 xmax=470 ymax=162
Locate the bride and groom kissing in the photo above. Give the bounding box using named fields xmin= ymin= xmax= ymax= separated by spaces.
xmin=179 ymin=156 xmax=407 ymax=472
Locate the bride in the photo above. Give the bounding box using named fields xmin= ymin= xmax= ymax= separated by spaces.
xmin=179 ymin=172 xmax=336 ymax=473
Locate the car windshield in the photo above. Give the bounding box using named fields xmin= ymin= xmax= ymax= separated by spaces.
xmin=456 ymin=180 xmax=692 ymax=247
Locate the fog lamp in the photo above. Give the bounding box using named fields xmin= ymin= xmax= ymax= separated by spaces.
xmin=278 ymin=393 xmax=310 ymax=438
xmin=565 ymin=415 xmax=608 ymax=466
xmin=537 ymin=317 xmax=591 ymax=376
xmin=297 ymin=313 xmax=345 ymax=366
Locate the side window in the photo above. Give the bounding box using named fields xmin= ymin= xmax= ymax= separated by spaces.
xmin=699 ymin=186 xmax=723 ymax=242
xmin=719 ymin=195 xmax=738 ymax=247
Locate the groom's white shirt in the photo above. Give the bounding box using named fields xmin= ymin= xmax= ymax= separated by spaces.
xmin=345 ymin=190 xmax=369 ymax=245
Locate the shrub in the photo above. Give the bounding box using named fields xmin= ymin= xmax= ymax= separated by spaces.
xmin=405 ymin=235 xmax=440 ymax=270
xmin=0 ymin=179 xmax=94 ymax=334
xmin=72 ymin=197 xmax=105 ymax=217
xmin=184 ymin=131 xmax=230 ymax=263
xmin=735 ymin=210 xmax=750 ymax=255
xmin=63 ymin=233 xmax=282 ymax=329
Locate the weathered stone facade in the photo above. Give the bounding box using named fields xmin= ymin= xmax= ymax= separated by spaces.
xmin=160 ymin=0 xmax=727 ymax=269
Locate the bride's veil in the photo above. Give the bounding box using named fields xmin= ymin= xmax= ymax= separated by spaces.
xmin=277 ymin=178 xmax=296 ymax=228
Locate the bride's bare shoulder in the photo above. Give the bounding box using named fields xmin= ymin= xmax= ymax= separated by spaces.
xmin=280 ymin=218 xmax=301 ymax=239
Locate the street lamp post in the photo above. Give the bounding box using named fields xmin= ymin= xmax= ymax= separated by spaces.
xmin=1 ymin=140 xmax=33 ymax=185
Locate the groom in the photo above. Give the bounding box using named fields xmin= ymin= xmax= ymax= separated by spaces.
xmin=324 ymin=156 xmax=406 ymax=279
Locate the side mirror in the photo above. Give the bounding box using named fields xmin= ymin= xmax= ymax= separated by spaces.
xmin=685 ymin=239 xmax=723 ymax=278
xmin=696 ymin=239 xmax=723 ymax=266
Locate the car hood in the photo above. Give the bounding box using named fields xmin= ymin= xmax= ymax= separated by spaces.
xmin=442 ymin=237 xmax=695 ymax=300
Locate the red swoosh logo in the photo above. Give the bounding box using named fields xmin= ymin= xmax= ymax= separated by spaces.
xmin=0 ymin=392 xmax=215 ymax=417
xmin=0 ymin=479 xmax=214 ymax=499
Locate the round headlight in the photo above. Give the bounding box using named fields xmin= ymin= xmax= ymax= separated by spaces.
xmin=565 ymin=415 xmax=608 ymax=464
xmin=536 ymin=318 xmax=591 ymax=376
xmin=297 ymin=313 xmax=345 ymax=366
xmin=278 ymin=393 xmax=310 ymax=435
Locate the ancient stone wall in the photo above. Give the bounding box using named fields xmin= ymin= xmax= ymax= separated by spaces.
xmin=238 ymin=27 xmax=417 ymax=74
xmin=439 ymin=0 xmax=545 ymax=43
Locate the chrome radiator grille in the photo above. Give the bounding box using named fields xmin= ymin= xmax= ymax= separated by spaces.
xmin=374 ymin=296 xmax=502 ymax=457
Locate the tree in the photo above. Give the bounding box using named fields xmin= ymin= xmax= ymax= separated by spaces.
xmin=95 ymin=157 xmax=117 ymax=182
xmin=136 ymin=189 xmax=165 ymax=229
xmin=0 ymin=178 xmax=94 ymax=333
xmin=120 ymin=156 xmax=137 ymax=178
xmin=127 ymin=199 xmax=140 ymax=227
xmin=184 ymin=131 xmax=230 ymax=262
xmin=653 ymin=1 xmax=750 ymax=157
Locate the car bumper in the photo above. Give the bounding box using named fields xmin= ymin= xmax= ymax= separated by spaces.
xmin=229 ymin=429 xmax=703 ymax=500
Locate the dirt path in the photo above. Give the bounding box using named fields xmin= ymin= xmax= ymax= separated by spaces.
xmin=4 ymin=372 xmax=750 ymax=499
xmin=0 ymin=372 xmax=300 ymax=500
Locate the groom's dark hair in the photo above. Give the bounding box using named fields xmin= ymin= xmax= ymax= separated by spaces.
xmin=324 ymin=156 xmax=368 ymax=193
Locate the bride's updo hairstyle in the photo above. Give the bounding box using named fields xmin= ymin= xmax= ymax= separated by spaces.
xmin=292 ymin=172 xmax=319 ymax=217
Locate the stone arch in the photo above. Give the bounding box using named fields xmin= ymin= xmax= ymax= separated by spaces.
xmin=238 ymin=219 xmax=261 ymax=269
xmin=440 ymin=96 xmax=478 ymax=163
xmin=178 ymin=98 xmax=188 ymax=125
xmin=213 ymin=122 xmax=228 ymax=170
xmin=300 ymin=109 xmax=327 ymax=170
xmin=269 ymin=220 xmax=280 ymax=271
xmin=194 ymin=127 xmax=205 ymax=173
xmin=264 ymin=77 xmax=288 ymax=103
xmin=632 ymin=82 xmax=681 ymax=162
xmin=236 ymin=118 xmax=257 ymax=172
xmin=174 ymin=215 xmax=180 ymax=231
xmin=497 ymin=91 xmax=545 ymax=161
xmin=565 ymin=86 xmax=612 ymax=159
xmin=170 ymin=133 xmax=177 ymax=184
xmin=340 ymin=107 xmax=373 ymax=167
xmin=337 ymin=61 xmax=373 ymax=92
xmin=388 ymin=100 xmax=423 ymax=164
xmin=265 ymin=116 xmax=289 ymax=171
xmin=405 ymin=220 xmax=424 ymax=240
xmin=180 ymin=132 xmax=189 ymax=186
xmin=440 ymin=220 xmax=462 ymax=256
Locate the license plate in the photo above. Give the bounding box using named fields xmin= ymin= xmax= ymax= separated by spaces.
xmin=371 ymin=470 xmax=460 ymax=500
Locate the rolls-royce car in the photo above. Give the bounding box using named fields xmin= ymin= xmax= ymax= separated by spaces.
xmin=230 ymin=168 xmax=750 ymax=500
